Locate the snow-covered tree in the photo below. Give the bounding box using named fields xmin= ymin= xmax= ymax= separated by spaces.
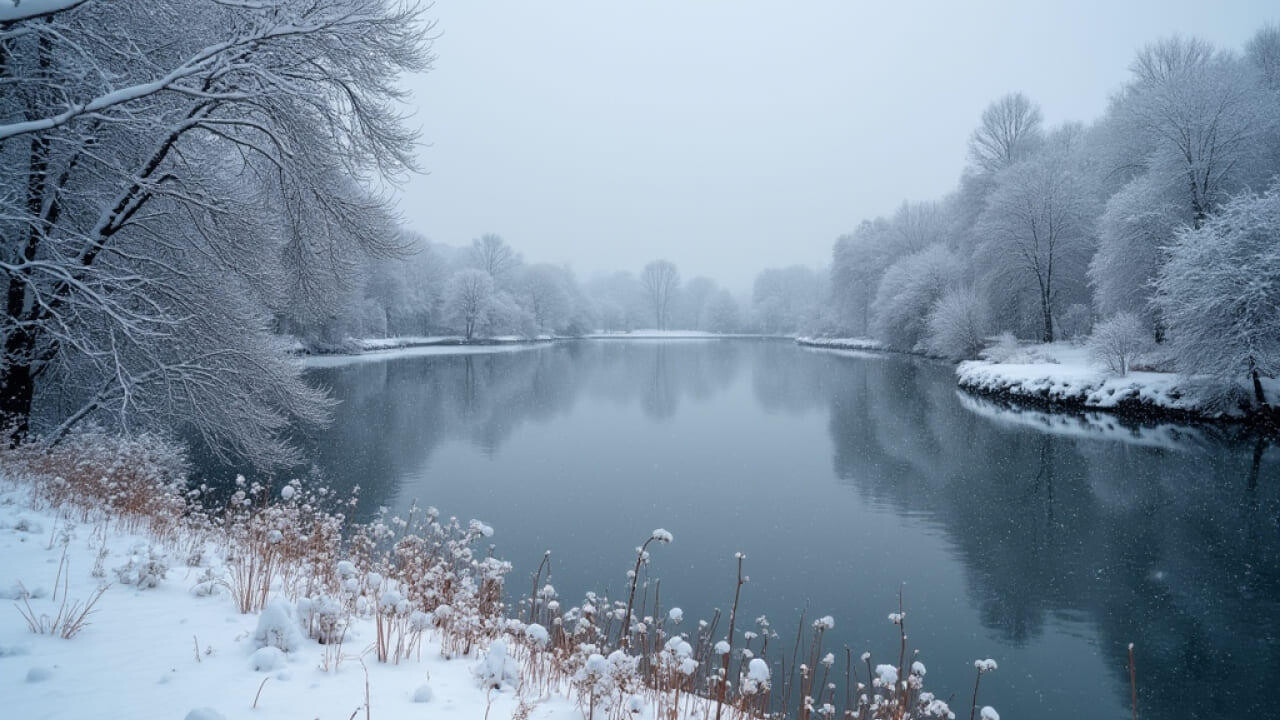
xmin=1119 ymin=37 xmax=1268 ymax=227
xmin=443 ymin=270 xmax=496 ymax=341
xmin=516 ymin=264 xmax=572 ymax=333
xmin=968 ymin=92 xmax=1044 ymax=174
xmin=871 ymin=244 xmax=959 ymax=351
xmin=752 ymin=266 xmax=823 ymax=335
xmin=705 ymin=291 xmax=741 ymax=334
xmin=469 ymin=234 xmax=521 ymax=287
xmin=640 ymin=260 xmax=680 ymax=330
xmin=976 ymin=143 xmax=1095 ymax=342
xmin=1088 ymin=174 xmax=1189 ymax=325
xmin=1089 ymin=313 xmax=1150 ymax=376
xmin=829 ymin=220 xmax=892 ymax=335
xmin=675 ymin=276 xmax=719 ymax=330
xmin=0 ymin=0 xmax=431 ymax=463
xmin=1153 ymin=186 xmax=1280 ymax=407
xmin=923 ymin=285 xmax=989 ymax=360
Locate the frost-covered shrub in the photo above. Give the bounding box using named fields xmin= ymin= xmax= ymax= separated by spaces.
xmin=473 ymin=638 xmax=519 ymax=688
xmin=297 ymin=594 xmax=347 ymax=645
xmin=113 ymin=545 xmax=168 ymax=589
xmin=980 ymin=332 xmax=1058 ymax=364
xmin=922 ymin=285 xmax=989 ymax=360
xmin=980 ymin=332 xmax=1022 ymax=363
xmin=1089 ymin=312 xmax=1150 ymax=376
xmin=253 ymin=600 xmax=304 ymax=653
xmin=1 ymin=429 xmax=191 ymax=540
xmin=190 ymin=567 xmax=224 ymax=598
xmin=571 ymin=646 xmax=645 ymax=720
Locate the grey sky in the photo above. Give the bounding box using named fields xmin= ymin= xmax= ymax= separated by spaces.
xmin=396 ymin=0 xmax=1276 ymax=292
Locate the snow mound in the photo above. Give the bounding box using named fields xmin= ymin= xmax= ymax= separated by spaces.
xmin=253 ymin=600 xmax=304 ymax=653
xmin=413 ymin=684 xmax=434 ymax=703
xmin=184 ymin=709 xmax=227 ymax=720
xmin=250 ymin=646 xmax=286 ymax=672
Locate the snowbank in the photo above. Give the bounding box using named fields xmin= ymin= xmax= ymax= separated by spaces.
xmin=956 ymin=342 xmax=1276 ymax=421
xmin=955 ymin=392 xmax=1211 ymax=451
xmin=794 ymin=337 xmax=887 ymax=352
xmin=295 ymin=336 xmax=557 ymax=368
xmin=288 ymin=335 xmax=554 ymax=359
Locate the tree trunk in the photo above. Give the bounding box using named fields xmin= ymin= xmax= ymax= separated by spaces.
xmin=1251 ymin=367 xmax=1269 ymax=408
xmin=1040 ymin=292 xmax=1054 ymax=343
xmin=0 ymin=328 xmax=36 ymax=446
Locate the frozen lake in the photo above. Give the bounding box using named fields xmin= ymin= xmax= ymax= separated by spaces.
xmin=201 ymin=338 xmax=1279 ymax=720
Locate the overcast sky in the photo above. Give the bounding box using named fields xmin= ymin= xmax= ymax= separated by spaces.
xmin=395 ymin=0 xmax=1277 ymax=292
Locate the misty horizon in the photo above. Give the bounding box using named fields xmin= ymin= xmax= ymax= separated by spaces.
xmin=395 ymin=0 xmax=1276 ymax=291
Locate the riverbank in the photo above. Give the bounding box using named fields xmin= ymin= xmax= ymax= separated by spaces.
xmin=0 ymin=435 xmax=981 ymax=720
xmin=794 ymin=336 xmax=886 ymax=352
xmin=287 ymin=334 xmax=555 ymax=356
xmin=956 ymin=342 xmax=1278 ymax=426
xmin=291 ymin=331 xmax=779 ymax=358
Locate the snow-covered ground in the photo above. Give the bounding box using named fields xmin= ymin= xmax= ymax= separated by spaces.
xmin=0 ymin=481 xmax=729 ymax=720
xmin=0 ymin=491 xmax=508 ymax=719
xmin=956 ymin=342 xmax=1277 ymax=420
xmin=358 ymin=335 xmax=464 ymax=350
xmin=299 ymin=342 xmax=548 ymax=369
xmin=794 ymin=337 xmax=886 ymax=352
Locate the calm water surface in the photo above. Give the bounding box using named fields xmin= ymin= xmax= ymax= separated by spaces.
xmin=204 ymin=339 xmax=1279 ymax=720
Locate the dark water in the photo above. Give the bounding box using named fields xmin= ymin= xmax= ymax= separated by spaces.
xmin=203 ymin=339 xmax=1279 ymax=720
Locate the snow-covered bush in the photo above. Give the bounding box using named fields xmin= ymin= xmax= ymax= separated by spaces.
xmin=923 ymin=285 xmax=989 ymax=360
xmin=980 ymin=332 xmax=1022 ymax=363
xmin=253 ymin=600 xmax=304 ymax=653
xmin=297 ymin=594 xmax=347 ymax=645
xmin=1089 ymin=312 xmax=1150 ymax=376
xmin=473 ymin=638 xmax=519 ymax=688
xmin=113 ymin=546 xmax=169 ymax=589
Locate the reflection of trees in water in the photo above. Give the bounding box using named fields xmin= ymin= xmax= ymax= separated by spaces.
xmin=816 ymin=352 xmax=1279 ymax=719
xmin=219 ymin=341 xmax=747 ymax=513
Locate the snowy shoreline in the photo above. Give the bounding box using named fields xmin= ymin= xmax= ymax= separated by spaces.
xmin=794 ymin=336 xmax=887 ymax=352
xmin=292 ymin=332 xmax=788 ymax=365
xmin=288 ymin=334 xmax=555 ymax=357
xmin=0 ymin=449 xmax=981 ymax=720
xmin=955 ymin=344 xmax=1278 ymax=427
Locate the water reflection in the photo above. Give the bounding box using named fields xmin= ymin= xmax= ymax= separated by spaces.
xmin=812 ymin=347 xmax=1278 ymax=719
xmin=197 ymin=340 xmax=1277 ymax=720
